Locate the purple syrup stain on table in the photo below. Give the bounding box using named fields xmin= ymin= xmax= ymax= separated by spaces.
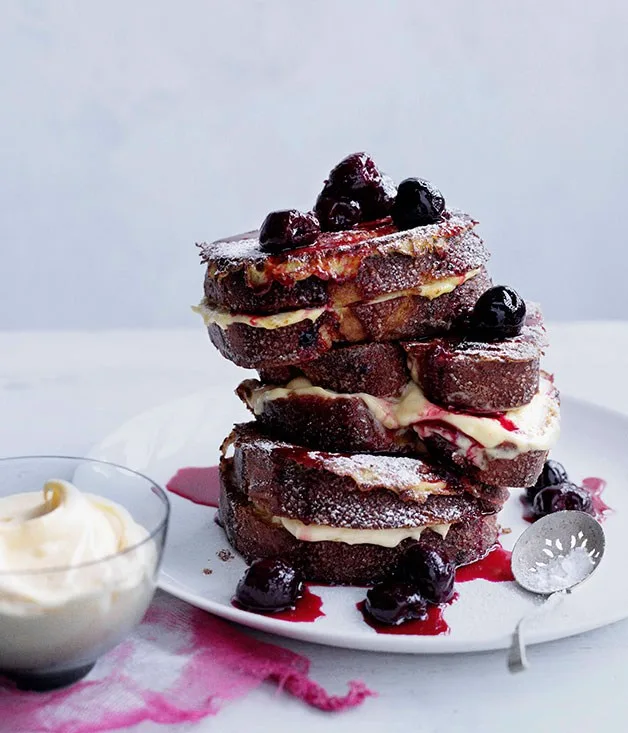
xmin=520 ymin=493 xmax=535 ymax=523
xmin=166 ymin=466 xmax=220 ymax=507
xmin=1 ymin=594 xmax=371 ymax=732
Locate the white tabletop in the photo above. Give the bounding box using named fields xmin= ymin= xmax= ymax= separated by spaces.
xmin=2 ymin=323 xmax=628 ymax=733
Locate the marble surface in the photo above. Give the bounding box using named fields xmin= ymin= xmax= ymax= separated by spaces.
xmin=2 ymin=324 xmax=628 ymax=733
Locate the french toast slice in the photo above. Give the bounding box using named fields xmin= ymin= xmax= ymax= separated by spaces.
xmin=237 ymin=378 xmax=420 ymax=454
xmin=237 ymin=372 xmax=560 ymax=488
xmin=200 ymin=212 xmax=489 ymax=314
xmin=259 ymin=304 xmax=546 ymax=410
xmin=259 ymin=342 xmax=409 ymax=398
xmin=224 ymin=422 xmax=508 ymax=517
xmin=218 ymin=425 xmax=504 ymax=583
xmin=197 ymin=267 xmax=492 ymax=368
xmin=403 ymin=303 xmax=547 ymax=412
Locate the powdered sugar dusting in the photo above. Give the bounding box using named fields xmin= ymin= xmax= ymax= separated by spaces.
xmin=315 ymin=453 xmax=452 ymax=493
xmin=528 ymin=546 xmax=596 ymax=593
xmin=200 ymin=232 xmax=265 ymax=264
xmin=273 ymin=470 xmax=484 ymax=529
xmin=246 ymin=430 xmax=454 ymax=494
xmin=199 ymin=210 xmax=478 ymax=277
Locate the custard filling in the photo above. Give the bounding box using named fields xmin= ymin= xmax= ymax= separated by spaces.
xmin=193 ymin=269 xmax=481 ymax=330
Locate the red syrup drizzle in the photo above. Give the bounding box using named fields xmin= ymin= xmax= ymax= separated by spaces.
xmin=232 ymin=584 xmax=325 ymax=623
xmin=455 ymin=544 xmax=514 ymax=583
xmin=582 ymin=477 xmax=612 ymax=518
xmin=356 ymin=595 xmax=457 ymax=636
xmin=166 ymin=465 xmax=221 ymax=508
xmin=494 ymin=414 xmax=519 ymax=432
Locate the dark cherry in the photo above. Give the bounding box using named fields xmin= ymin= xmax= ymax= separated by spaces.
xmin=469 ymin=286 xmax=526 ymax=340
xmin=397 ymin=546 xmax=455 ymax=604
xmin=326 ymin=152 xmax=381 ymax=191
xmin=526 ymin=460 xmax=569 ymax=502
xmin=235 ymin=558 xmax=304 ymax=612
xmin=532 ymin=482 xmax=594 ymax=519
xmin=315 ymin=195 xmax=362 ymax=232
xmin=391 ymin=177 xmax=445 ymax=230
xmin=316 ymin=152 xmax=396 ymax=223
xmin=364 ymin=581 xmax=428 ymax=626
xmin=360 ymin=173 xmax=396 ymax=220
xmin=259 ymin=210 xmax=320 ymax=253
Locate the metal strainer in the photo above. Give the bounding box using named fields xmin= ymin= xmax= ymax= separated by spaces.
xmin=508 ymin=510 xmax=605 ymax=672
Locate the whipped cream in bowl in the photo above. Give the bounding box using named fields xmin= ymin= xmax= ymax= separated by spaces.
xmin=0 ymin=456 xmax=169 ymax=692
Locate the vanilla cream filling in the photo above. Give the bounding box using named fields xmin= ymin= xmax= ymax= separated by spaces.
xmin=193 ymin=270 xmax=480 ymax=331
xmin=367 ymin=269 xmax=481 ymax=303
xmin=192 ymin=303 xmax=327 ymax=330
xmin=246 ymin=375 xmax=560 ymax=456
xmin=276 ymin=516 xmax=451 ymax=547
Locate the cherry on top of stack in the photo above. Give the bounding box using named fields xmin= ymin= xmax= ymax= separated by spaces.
xmin=196 ymin=152 xmax=560 ymax=490
xmin=195 ymin=153 xmax=490 ymax=369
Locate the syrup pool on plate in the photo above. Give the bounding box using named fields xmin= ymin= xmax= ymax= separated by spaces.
xmin=455 ymin=544 xmax=514 ymax=583
xmin=232 ymin=585 xmax=325 ymax=623
xmin=582 ymin=477 xmax=611 ymax=517
xmin=166 ymin=466 xmax=220 ymax=507
xmin=357 ymin=544 xmax=514 ymax=636
xmin=356 ymin=598 xmax=453 ymax=636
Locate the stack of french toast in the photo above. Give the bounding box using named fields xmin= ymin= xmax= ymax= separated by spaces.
xmin=195 ymin=153 xmax=560 ymax=586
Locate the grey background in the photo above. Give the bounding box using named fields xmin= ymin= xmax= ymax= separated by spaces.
xmin=1 ymin=0 xmax=626 ymax=329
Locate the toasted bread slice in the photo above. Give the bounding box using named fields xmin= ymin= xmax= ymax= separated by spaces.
xmin=259 ymin=304 xmax=546 ymax=410
xmin=237 ymin=378 xmax=420 ymax=454
xmin=237 ymin=372 xmax=560 ymax=488
xmin=223 ymin=423 xmax=508 ymax=515
xmin=197 ymin=267 xmax=491 ymax=368
xmin=200 ymin=212 xmax=489 ymax=314
xmin=403 ymin=303 xmax=547 ymax=412
xmin=259 ymin=342 xmax=409 ymax=398
xmin=219 ymin=452 xmax=501 ymax=584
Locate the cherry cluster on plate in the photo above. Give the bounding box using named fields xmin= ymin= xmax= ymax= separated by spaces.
xmin=258 ymin=152 xmax=445 ymax=254
xmin=364 ymin=545 xmax=455 ymax=626
xmin=525 ymin=460 xmax=594 ymax=519
xmin=233 ymin=545 xmax=455 ymax=626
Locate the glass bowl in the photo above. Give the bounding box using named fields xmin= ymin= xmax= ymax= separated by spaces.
xmin=0 ymin=456 xmax=169 ymax=692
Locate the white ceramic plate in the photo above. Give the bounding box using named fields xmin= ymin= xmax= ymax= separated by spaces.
xmin=88 ymin=393 xmax=628 ymax=653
